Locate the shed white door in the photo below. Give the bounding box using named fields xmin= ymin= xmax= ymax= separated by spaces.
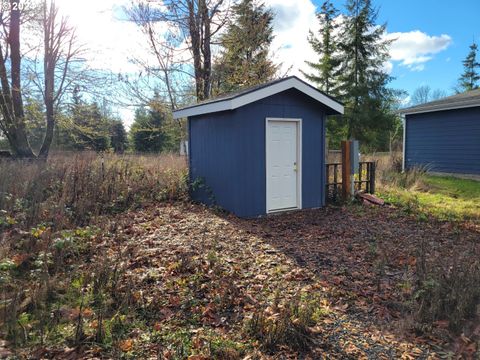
xmin=266 ymin=119 xmax=301 ymax=212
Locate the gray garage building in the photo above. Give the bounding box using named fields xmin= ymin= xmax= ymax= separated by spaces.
xmin=400 ymin=90 xmax=480 ymax=175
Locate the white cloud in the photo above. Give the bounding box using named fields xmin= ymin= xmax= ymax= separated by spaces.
xmin=55 ymin=0 xmax=146 ymax=74
xmin=264 ymin=2 xmax=452 ymax=78
xmin=264 ymin=0 xmax=318 ymax=78
xmin=53 ymin=0 xmax=319 ymax=79
xmin=47 ymin=1 xmax=453 ymax=127
xmin=383 ymin=61 xmax=394 ymax=74
xmin=410 ymin=64 xmax=425 ymax=72
xmin=386 ymin=30 xmax=452 ymax=71
xmin=52 ymin=1 xmax=455 ymax=79
xmin=52 ymin=0 xmax=189 ymax=127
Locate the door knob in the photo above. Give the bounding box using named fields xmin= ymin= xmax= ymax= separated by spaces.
xmin=293 ymin=162 xmax=297 ymax=172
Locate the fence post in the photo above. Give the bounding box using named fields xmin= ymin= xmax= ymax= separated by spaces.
xmin=370 ymin=162 xmax=376 ymax=194
xmin=341 ymin=141 xmax=351 ymax=201
xmin=333 ymin=164 xmax=338 ymax=201
xmin=358 ymin=162 xmax=362 ymax=192
xmin=326 ymin=164 xmax=330 ymax=199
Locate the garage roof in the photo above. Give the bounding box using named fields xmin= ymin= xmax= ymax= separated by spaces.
xmin=173 ymin=76 xmax=344 ymax=119
xmin=399 ymin=88 xmax=480 ymax=115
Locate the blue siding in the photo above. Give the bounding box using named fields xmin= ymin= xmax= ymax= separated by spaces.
xmin=189 ymin=89 xmax=328 ymax=218
xmin=405 ymin=107 xmax=480 ymax=175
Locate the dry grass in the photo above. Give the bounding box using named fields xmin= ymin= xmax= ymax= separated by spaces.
xmin=414 ymin=240 xmax=480 ymax=334
xmin=0 ymin=152 xmax=189 ymax=356
xmin=358 ymin=154 xmax=480 ymax=333
xmin=245 ymin=295 xmax=318 ymax=353
xmin=360 ymin=152 xmax=480 ymax=222
xmin=0 ymin=152 xmax=188 ymax=230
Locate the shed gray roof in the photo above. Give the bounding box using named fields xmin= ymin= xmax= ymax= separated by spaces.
xmin=173 ymin=76 xmax=344 ymax=119
xmin=399 ymin=89 xmax=480 ymax=115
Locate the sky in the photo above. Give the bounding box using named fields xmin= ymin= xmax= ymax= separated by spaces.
xmin=51 ymin=0 xmax=480 ymax=126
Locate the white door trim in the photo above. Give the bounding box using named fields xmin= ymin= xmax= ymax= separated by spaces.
xmin=265 ymin=117 xmax=302 ymax=213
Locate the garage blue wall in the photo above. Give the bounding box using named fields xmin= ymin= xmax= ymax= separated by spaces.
xmin=405 ymin=106 xmax=480 ymax=175
xmin=189 ymin=88 xmax=328 ymax=218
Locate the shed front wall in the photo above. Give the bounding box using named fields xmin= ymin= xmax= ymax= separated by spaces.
xmin=405 ymin=107 xmax=480 ymax=175
xmin=189 ymin=88 xmax=327 ymax=218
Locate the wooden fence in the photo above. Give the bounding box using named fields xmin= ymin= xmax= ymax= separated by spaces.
xmin=326 ymin=161 xmax=376 ymax=202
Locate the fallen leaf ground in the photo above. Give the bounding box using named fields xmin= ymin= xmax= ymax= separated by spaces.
xmin=64 ymin=201 xmax=478 ymax=359
xmin=7 ymin=202 xmax=480 ymax=359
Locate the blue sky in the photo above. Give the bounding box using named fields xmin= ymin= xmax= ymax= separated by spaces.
xmin=51 ymin=0 xmax=480 ymax=125
xmin=321 ymin=0 xmax=480 ymax=95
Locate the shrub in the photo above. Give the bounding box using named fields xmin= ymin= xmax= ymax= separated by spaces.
xmin=245 ymin=295 xmax=318 ymax=353
xmin=0 ymin=152 xmax=188 ymax=229
xmin=362 ymin=152 xmax=428 ymax=191
xmin=413 ymin=240 xmax=480 ymax=334
xmin=380 ymin=165 xmax=429 ymax=191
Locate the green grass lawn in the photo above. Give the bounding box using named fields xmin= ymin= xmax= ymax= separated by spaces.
xmin=380 ymin=175 xmax=480 ymax=222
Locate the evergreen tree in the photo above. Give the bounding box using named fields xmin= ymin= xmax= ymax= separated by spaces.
xmin=110 ymin=120 xmax=128 ymax=154
xmin=301 ymin=1 xmax=339 ymax=95
xmin=213 ymin=0 xmax=277 ymax=95
xmin=333 ymin=0 xmax=397 ymax=150
xmin=54 ymin=88 xmax=112 ymax=151
xmin=0 ymin=135 xmax=8 ymax=150
xmin=130 ymin=106 xmax=166 ymax=153
xmin=24 ymin=98 xmax=47 ymax=152
xmin=150 ymin=100 xmax=186 ymax=153
xmin=458 ymin=41 xmax=480 ymax=92
xmin=72 ymin=101 xmax=110 ymax=151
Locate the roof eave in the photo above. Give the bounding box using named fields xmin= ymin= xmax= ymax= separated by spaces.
xmin=172 ymin=77 xmax=344 ymax=119
xmin=399 ymin=102 xmax=480 ymax=116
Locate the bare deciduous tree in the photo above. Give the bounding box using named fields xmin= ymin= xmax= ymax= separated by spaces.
xmin=410 ymin=85 xmax=447 ymax=106
xmin=0 ymin=1 xmax=35 ymax=157
xmin=410 ymin=85 xmax=431 ymax=105
xmin=0 ymin=0 xmax=84 ymax=158
xmin=38 ymin=0 xmax=83 ymax=157
xmin=127 ymin=3 xmax=182 ymax=110
xmin=128 ymin=0 xmax=231 ymax=103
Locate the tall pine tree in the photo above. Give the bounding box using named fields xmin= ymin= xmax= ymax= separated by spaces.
xmin=64 ymin=88 xmax=111 ymax=151
xmin=110 ymin=120 xmax=128 ymax=154
xmin=334 ymin=0 xmax=397 ymax=150
xmin=301 ymin=1 xmax=339 ymax=95
xmin=458 ymin=41 xmax=480 ymax=92
xmin=212 ymin=0 xmax=278 ymax=95
xmin=130 ymin=104 xmax=167 ymax=153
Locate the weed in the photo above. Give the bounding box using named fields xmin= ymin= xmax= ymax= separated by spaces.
xmin=413 ymin=239 xmax=480 ymax=334
xmin=379 ymin=174 xmax=480 ymax=222
xmin=0 ymin=153 xmax=188 ymax=230
xmin=245 ymin=295 xmax=318 ymax=353
xmin=209 ymin=337 xmax=243 ymax=359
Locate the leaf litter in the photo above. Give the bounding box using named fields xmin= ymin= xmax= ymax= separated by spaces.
xmin=6 ymin=201 xmax=479 ymax=359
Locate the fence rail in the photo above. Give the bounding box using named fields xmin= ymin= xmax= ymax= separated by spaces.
xmin=326 ymin=161 xmax=376 ymax=202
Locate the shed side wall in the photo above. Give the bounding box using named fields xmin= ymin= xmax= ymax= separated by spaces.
xmin=405 ymin=107 xmax=480 ymax=175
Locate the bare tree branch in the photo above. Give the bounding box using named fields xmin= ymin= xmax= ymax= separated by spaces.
xmin=126 ymin=0 xmax=231 ymax=105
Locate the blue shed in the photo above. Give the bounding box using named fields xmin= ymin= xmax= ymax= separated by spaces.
xmin=400 ymin=90 xmax=480 ymax=175
xmin=173 ymin=76 xmax=344 ymax=218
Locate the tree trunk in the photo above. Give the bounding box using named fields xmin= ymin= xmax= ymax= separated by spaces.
xmin=7 ymin=1 xmax=34 ymax=158
xmin=201 ymin=0 xmax=211 ymax=100
xmin=188 ymin=0 xmax=204 ymax=101
xmin=39 ymin=103 xmax=54 ymax=158
xmin=39 ymin=2 xmax=55 ymax=158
